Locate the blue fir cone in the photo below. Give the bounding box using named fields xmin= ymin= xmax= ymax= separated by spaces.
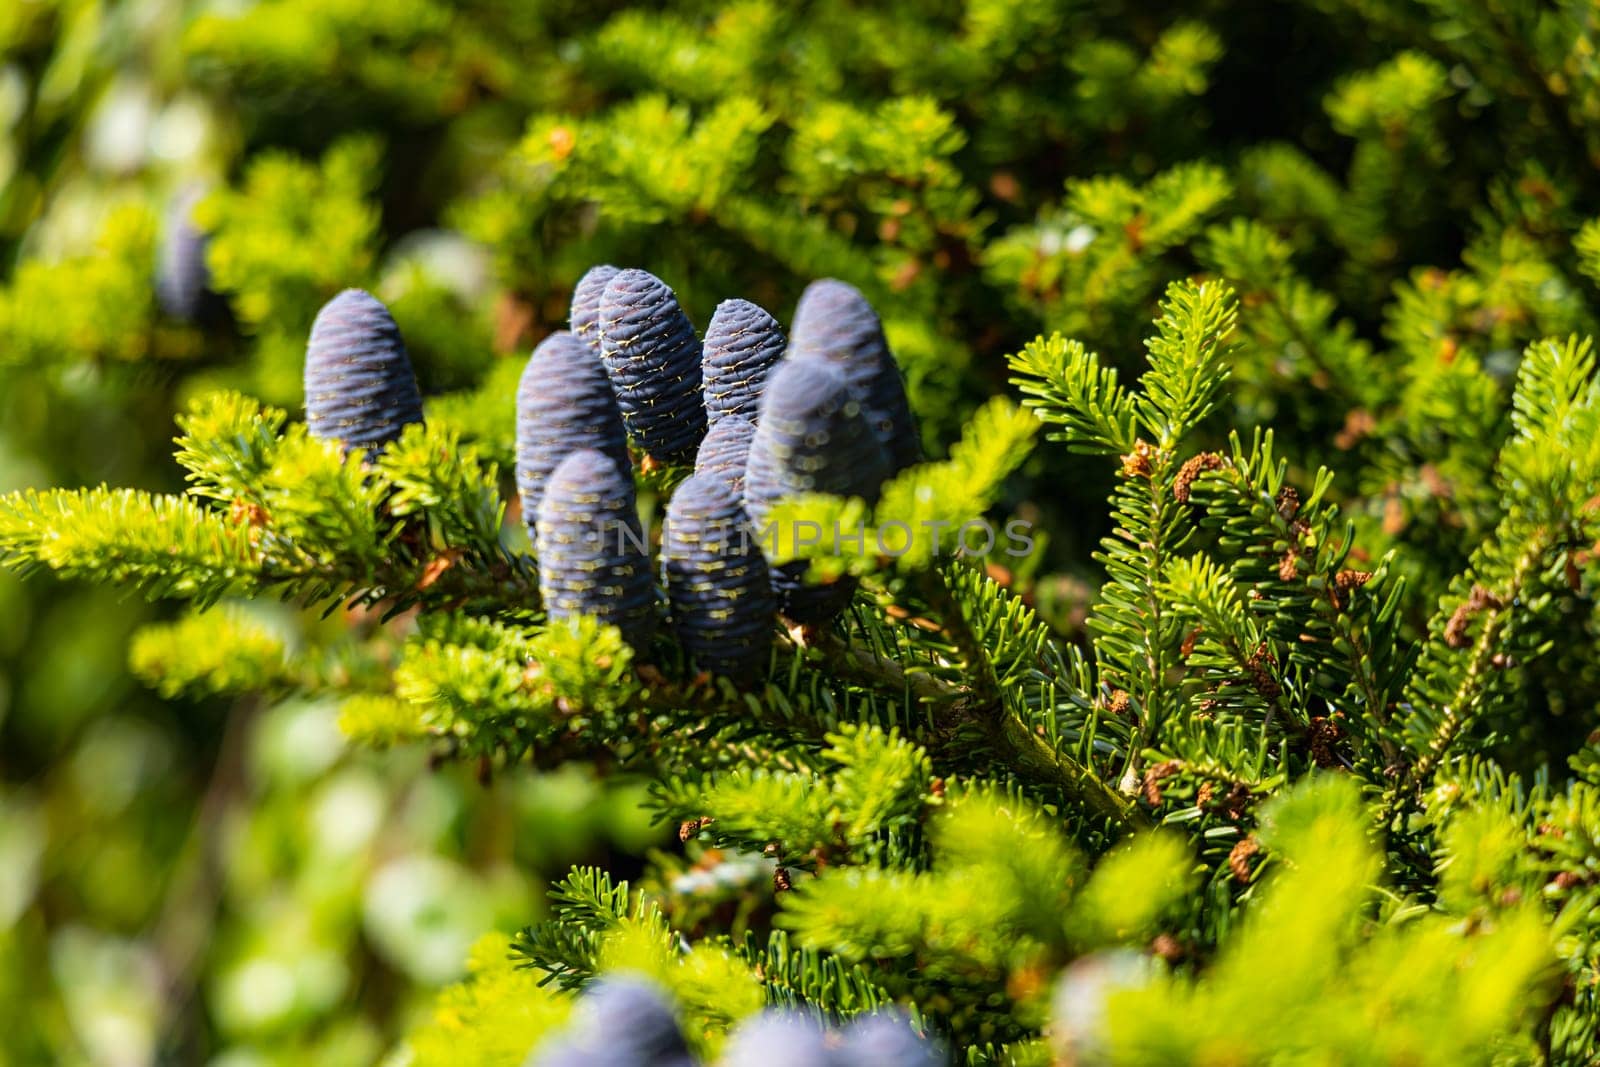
xmin=702 ymin=298 xmax=786 ymax=425
xmin=788 ymin=279 xmax=920 ymax=472
xmin=598 ymin=269 xmax=707 ymax=464
xmin=744 ymin=360 xmax=890 ymax=514
xmin=570 ymin=264 xmax=620 ymax=354
xmin=837 ymin=1013 xmax=946 ymax=1067
xmin=156 ymin=185 xmax=212 ymax=322
xmin=577 ymin=977 xmax=692 ymax=1062
xmin=693 ymin=415 xmax=757 ymax=498
xmin=719 ymin=1011 xmax=835 ymax=1067
xmin=529 ymin=975 xmax=693 ymax=1067
xmin=744 ymin=359 xmax=890 ymax=624
xmin=303 ymin=289 xmax=424 ymax=453
xmin=663 ymin=473 xmax=775 ymax=682
xmin=536 ymin=450 xmax=657 ymax=648
xmin=515 ymin=330 xmax=631 ymax=530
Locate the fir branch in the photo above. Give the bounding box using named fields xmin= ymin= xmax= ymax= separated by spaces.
xmin=658 ymin=724 xmax=933 ymax=866
xmin=1093 ymin=443 xmax=1188 ymax=790
xmin=1133 ymin=279 xmax=1238 ymax=447
xmin=794 ymin=625 xmax=957 ymax=705
xmin=3 ymin=406 xmax=540 ymax=621
xmin=1185 ymin=430 xmax=1411 ymax=775
xmin=173 ymin=391 xmax=289 ymax=506
xmin=738 ymin=931 xmax=901 ymax=1017
xmin=981 ymin=702 xmax=1149 ymax=830
xmin=1161 ymin=554 xmax=1299 ymax=740
xmin=792 ymin=582 xmax=1146 ymax=831
xmin=918 ymin=567 xmax=1146 ymax=829
xmin=1013 ymin=282 xmax=1241 ymax=798
xmin=1008 ymin=334 xmax=1139 ymax=455
xmin=375 ymin=421 xmax=507 ymax=563
xmin=0 ymin=487 xmax=264 ymax=606
xmin=129 ymin=607 xmax=296 ymax=698
xmin=1386 ymin=335 xmax=1600 ymax=821
xmin=1385 ymin=526 xmax=1556 ymax=824
xmin=919 ymin=566 xmax=1003 ymax=707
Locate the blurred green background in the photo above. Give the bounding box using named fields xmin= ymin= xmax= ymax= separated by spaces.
xmin=0 ymin=4 xmax=665 ymax=1062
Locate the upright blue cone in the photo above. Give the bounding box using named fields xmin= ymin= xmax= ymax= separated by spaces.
xmin=597 ymin=269 xmax=707 ymax=464
xmin=157 ymin=185 xmax=213 ymax=322
xmin=789 ymin=278 xmax=920 ymax=472
xmin=663 ymin=473 xmax=774 ymax=682
xmin=693 ymin=415 xmax=757 ymax=498
xmin=303 ymin=289 xmax=424 ymax=454
xmin=515 ymin=330 xmax=631 ymax=531
xmin=744 ymin=359 xmax=890 ymax=623
xmin=569 ymin=264 xmax=619 ymax=354
xmin=536 ymin=449 xmax=657 ymax=648
xmin=702 ymin=297 xmax=785 ymax=425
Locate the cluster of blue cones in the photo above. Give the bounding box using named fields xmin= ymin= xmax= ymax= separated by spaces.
xmin=530 ymin=975 xmax=944 ymax=1066
xmin=299 ymin=264 xmax=920 ymax=685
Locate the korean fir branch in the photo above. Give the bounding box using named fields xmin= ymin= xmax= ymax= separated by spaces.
xmin=0 ymin=390 xmax=533 ymax=616
xmin=778 ymin=565 xmax=1144 ymax=832
xmin=762 ymin=394 xmax=1146 ymax=831
xmin=1384 ymin=336 xmax=1600 ymax=827
xmin=892 ymin=563 xmax=1145 ymax=832
xmin=1173 ymin=428 xmax=1412 ymax=785
xmin=1011 ymin=279 xmax=1239 ymax=795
